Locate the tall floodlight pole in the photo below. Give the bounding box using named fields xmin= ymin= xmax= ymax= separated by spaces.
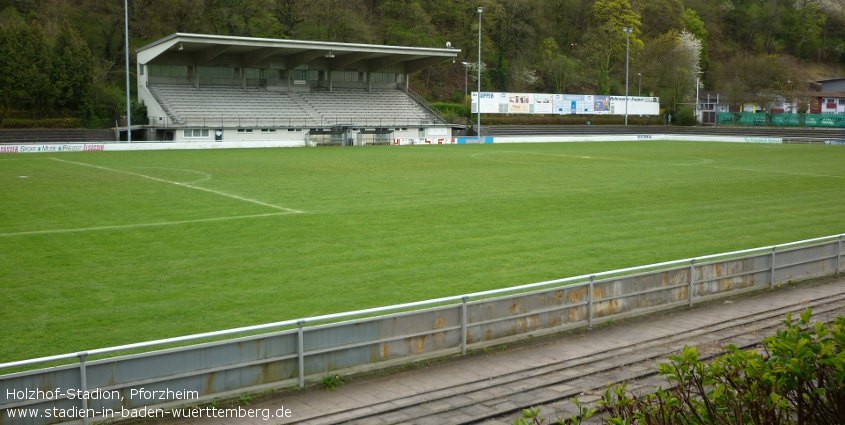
xmin=477 ymin=7 xmax=483 ymax=140
xmin=638 ymin=72 xmax=642 ymax=96
xmin=125 ymin=0 xmax=131 ymax=143
xmin=623 ymin=27 xmax=633 ymax=126
xmin=462 ymin=62 xmax=469 ymax=98
xmin=695 ymin=77 xmax=700 ymax=125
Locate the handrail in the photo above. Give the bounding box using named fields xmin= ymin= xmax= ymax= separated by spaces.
xmin=406 ymin=89 xmax=448 ymax=124
xmin=148 ymin=116 xmax=437 ymax=129
xmin=147 ymin=87 xmax=184 ymax=125
xmin=2 ymin=232 xmax=841 ymax=372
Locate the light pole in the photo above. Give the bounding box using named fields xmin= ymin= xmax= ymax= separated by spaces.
xmin=638 ymin=72 xmax=641 ymax=97
xmin=462 ymin=62 xmax=469 ymax=99
xmin=623 ymin=27 xmax=633 ymax=126
xmin=695 ymin=77 xmax=701 ymax=125
xmin=477 ymin=7 xmax=483 ymax=140
xmin=124 ymin=0 xmax=131 ymax=142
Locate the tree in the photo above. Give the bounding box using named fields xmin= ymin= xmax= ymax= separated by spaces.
xmin=715 ymin=53 xmax=783 ymax=112
xmin=723 ymin=0 xmax=792 ymax=54
xmin=50 ymin=23 xmax=94 ymax=112
xmin=483 ymin=0 xmax=545 ymax=91
xmin=298 ymin=0 xmax=371 ymax=42
xmin=372 ymin=0 xmax=434 ymax=46
xmin=636 ymin=29 xmax=701 ymax=114
xmin=546 ymin=55 xmax=579 ymax=94
xmin=582 ymin=0 xmax=642 ymax=94
xmin=635 ymin=0 xmax=684 ymax=39
xmin=272 ymin=0 xmax=307 ymax=39
xmin=0 ymin=17 xmax=52 ymax=114
xmin=783 ymin=1 xmax=826 ymax=60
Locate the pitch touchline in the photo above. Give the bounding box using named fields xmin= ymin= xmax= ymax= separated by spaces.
xmin=50 ymin=158 xmax=303 ymax=213
xmin=703 ymin=165 xmax=843 ymax=179
xmin=0 ymin=213 xmax=294 ymax=237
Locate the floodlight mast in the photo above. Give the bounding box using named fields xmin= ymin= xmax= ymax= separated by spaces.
xmin=462 ymin=62 xmax=469 ymax=98
xmin=125 ymin=0 xmax=131 ymax=142
xmin=623 ymin=27 xmax=633 ymax=126
xmin=477 ymin=7 xmax=483 ymax=141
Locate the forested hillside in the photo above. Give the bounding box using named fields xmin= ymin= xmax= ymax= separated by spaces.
xmin=2 ymin=0 xmax=845 ymax=128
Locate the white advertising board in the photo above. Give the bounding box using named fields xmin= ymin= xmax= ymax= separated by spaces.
xmin=472 ymin=92 xmax=660 ymax=116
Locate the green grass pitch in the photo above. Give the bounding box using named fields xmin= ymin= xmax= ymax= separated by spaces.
xmin=1 ymin=141 xmax=844 ymax=363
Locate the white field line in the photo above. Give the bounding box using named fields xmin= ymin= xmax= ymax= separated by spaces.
xmin=50 ymin=157 xmax=303 ymax=213
xmin=0 ymin=213 xmax=294 ymax=237
xmin=470 ymin=150 xmax=843 ymax=178
xmin=469 ymin=150 xmax=714 ymax=165
xmin=135 ymin=167 xmax=213 ymax=185
xmin=702 ymin=165 xmax=843 ymax=179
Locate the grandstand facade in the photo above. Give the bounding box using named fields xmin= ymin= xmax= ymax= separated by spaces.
xmin=136 ymin=34 xmax=461 ymax=145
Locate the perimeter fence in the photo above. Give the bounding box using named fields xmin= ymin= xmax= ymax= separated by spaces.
xmin=1 ymin=234 xmax=843 ymax=425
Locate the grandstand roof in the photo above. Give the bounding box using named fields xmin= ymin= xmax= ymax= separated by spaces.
xmin=137 ymin=33 xmax=460 ymax=74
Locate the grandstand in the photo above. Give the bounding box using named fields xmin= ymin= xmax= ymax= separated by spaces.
xmin=148 ymin=85 xmax=438 ymax=128
xmin=136 ymin=34 xmax=460 ymax=144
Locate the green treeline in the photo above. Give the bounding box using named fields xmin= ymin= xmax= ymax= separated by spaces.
xmin=2 ymin=0 xmax=845 ymax=128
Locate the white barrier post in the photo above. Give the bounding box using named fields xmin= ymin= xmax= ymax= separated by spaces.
xmin=297 ymin=321 xmax=305 ymax=388
xmin=461 ymin=296 xmax=468 ymax=354
xmin=689 ymin=259 xmax=696 ymax=306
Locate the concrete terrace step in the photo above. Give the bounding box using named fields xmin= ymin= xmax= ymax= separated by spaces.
xmin=0 ymin=129 xmax=114 ymax=143
xmin=483 ymin=124 xmax=845 ymax=140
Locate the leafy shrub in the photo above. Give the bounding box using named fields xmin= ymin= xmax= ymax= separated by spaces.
xmin=0 ymin=118 xmax=83 ymax=128
xmin=431 ymin=102 xmax=471 ymax=121
xmin=672 ymin=107 xmax=696 ymax=126
xmin=593 ymin=309 xmax=845 ymax=424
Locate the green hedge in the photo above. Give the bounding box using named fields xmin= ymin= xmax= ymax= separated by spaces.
xmin=0 ymin=118 xmax=83 ymax=128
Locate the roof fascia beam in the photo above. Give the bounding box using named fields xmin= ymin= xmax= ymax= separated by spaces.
xmin=194 ymin=45 xmax=233 ymax=66
xmin=403 ymin=56 xmax=454 ymax=73
xmin=366 ymin=55 xmax=406 ymax=72
xmin=285 ymin=50 xmax=330 ymax=69
xmin=243 ymin=48 xmax=279 ymax=68
xmin=328 ymin=52 xmax=373 ymax=70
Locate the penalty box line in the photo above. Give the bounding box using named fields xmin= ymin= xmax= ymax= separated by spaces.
xmin=50 ymin=157 xmax=303 ymax=213
xmin=0 ymin=213 xmax=294 ymax=237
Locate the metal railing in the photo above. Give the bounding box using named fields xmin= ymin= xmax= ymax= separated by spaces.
xmin=147 ymin=116 xmax=439 ymax=129
xmin=1 ymin=234 xmax=842 ymax=425
xmin=406 ymin=89 xmax=449 ymax=124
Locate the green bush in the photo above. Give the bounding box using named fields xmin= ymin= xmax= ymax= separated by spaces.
xmin=431 ymin=102 xmax=471 ymax=121
xmin=672 ymin=107 xmax=696 ymax=126
xmin=0 ymin=117 xmax=83 ymax=128
xmin=584 ymin=309 xmax=845 ymax=424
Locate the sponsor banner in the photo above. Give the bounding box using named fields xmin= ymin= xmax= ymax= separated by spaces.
xmin=0 ymin=141 xmax=306 ymax=153
xmin=592 ymin=95 xmax=611 ymax=114
xmin=454 ymin=136 xmax=494 ymax=144
xmin=507 ymin=93 xmax=532 ymax=114
xmin=471 ymin=92 xmax=502 ymax=114
xmin=534 ymin=94 xmax=553 ymax=114
xmin=392 ymin=138 xmax=456 ymax=146
xmin=559 ymin=94 xmax=589 ymax=115
xmin=744 ymin=137 xmax=782 ymax=144
xmin=824 ymin=139 xmax=845 ymax=145
xmin=1 ymin=144 xmax=106 ymax=153
xmin=472 ymin=91 xmax=660 ymax=116
xmin=635 ymin=134 xmax=667 ymax=140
